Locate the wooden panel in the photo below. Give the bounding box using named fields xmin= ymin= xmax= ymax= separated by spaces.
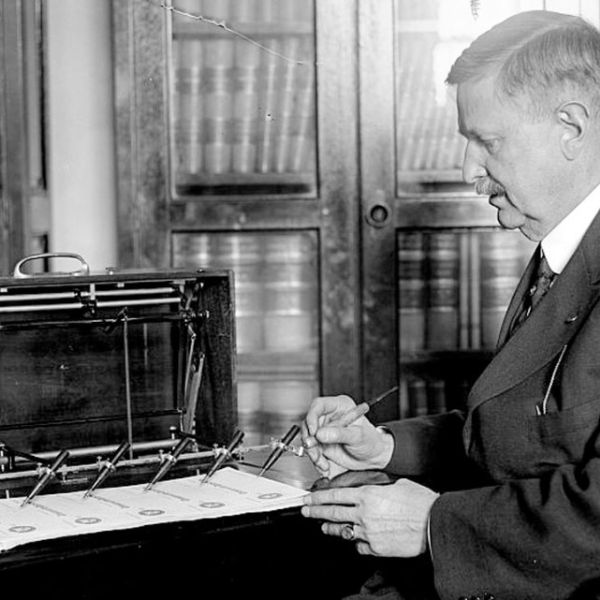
xmin=0 ymin=0 xmax=29 ymax=275
xmin=317 ymin=0 xmax=361 ymax=397
xmin=358 ymin=0 xmax=397 ymax=418
xmin=113 ymin=0 xmax=170 ymax=269
xmin=169 ymin=197 xmax=321 ymax=231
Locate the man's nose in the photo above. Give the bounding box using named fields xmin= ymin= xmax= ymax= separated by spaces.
xmin=462 ymin=141 xmax=487 ymax=184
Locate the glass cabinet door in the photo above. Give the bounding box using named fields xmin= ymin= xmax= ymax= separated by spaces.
xmin=170 ymin=0 xmax=316 ymax=197
xmin=114 ymin=0 xmax=359 ymax=442
xmin=167 ymin=0 xmax=319 ymax=444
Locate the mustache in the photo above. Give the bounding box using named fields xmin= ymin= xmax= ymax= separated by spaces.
xmin=474 ymin=177 xmax=506 ymax=196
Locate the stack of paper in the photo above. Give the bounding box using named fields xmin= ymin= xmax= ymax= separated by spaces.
xmin=0 ymin=467 xmax=307 ymax=552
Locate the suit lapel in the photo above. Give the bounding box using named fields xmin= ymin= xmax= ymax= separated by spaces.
xmin=468 ymin=215 xmax=600 ymax=414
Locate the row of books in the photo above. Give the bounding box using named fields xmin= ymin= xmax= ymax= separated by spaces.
xmin=173 ymin=231 xmax=319 ymax=353
xmin=399 ymin=229 xmax=535 ymax=352
xmin=237 ymin=377 xmax=318 ymax=445
xmin=171 ymin=4 xmax=316 ymax=179
xmin=400 ymin=374 xmax=473 ymax=419
xmin=172 ymin=0 xmax=313 ymax=27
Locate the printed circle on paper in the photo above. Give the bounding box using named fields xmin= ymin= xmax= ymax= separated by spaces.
xmin=9 ymin=525 xmax=36 ymax=534
xmin=139 ymin=509 xmax=165 ymax=516
xmin=200 ymin=501 xmax=225 ymax=508
xmin=258 ymin=492 xmax=282 ymax=500
xmin=75 ymin=517 xmax=101 ymax=525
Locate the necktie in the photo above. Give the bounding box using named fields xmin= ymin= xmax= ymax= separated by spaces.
xmin=529 ymin=251 xmax=556 ymax=310
xmin=510 ymin=249 xmax=556 ymax=335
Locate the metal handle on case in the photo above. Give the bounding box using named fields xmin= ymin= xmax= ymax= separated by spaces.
xmin=12 ymin=252 xmax=90 ymax=278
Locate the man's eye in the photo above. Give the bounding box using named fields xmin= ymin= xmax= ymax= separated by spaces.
xmin=482 ymin=139 xmax=500 ymax=153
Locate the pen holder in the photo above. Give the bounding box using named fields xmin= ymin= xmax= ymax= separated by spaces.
xmin=210 ymin=443 xmax=243 ymax=461
xmin=268 ymin=438 xmax=305 ymax=457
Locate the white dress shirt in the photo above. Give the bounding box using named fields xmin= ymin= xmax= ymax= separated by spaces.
xmin=542 ymin=183 xmax=600 ymax=274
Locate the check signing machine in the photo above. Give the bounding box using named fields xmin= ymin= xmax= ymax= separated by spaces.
xmin=0 ymin=254 xmax=372 ymax=599
xmin=0 ymin=254 xmax=237 ymax=485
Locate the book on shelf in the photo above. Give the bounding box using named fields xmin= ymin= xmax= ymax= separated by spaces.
xmin=425 ymin=232 xmax=460 ymax=350
xmin=406 ymin=377 xmax=428 ymax=417
xmin=263 ymin=233 xmax=317 ymax=352
xmin=398 ymin=231 xmax=426 ymax=352
xmin=401 ymin=371 xmax=481 ymax=418
xmin=459 ymin=232 xmax=473 ymax=349
xmin=232 ymin=38 xmax=260 ymax=173
xmin=427 ymin=378 xmax=446 ymax=414
xmin=173 ymin=38 xmax=204 ymax=176
xmin=273 ymin=36 xmax=300 ymax=173
xmin=405 ymin=377 xmax=446 ymax=417
xmin=230 ymin=0 xmax=258 ymax=24
xmin=288 ymin=50 xmax=315 ymax=174
xmin=479 ymin=230 xmax=531 ymax=349
xmin=256 ymin=39 xmax=280 ymax=173
xmin=203 ymin=37 xmax=235 ymax=174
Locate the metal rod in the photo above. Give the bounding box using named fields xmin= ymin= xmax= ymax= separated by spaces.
xmin=0 ymin=313 xmax=188 ymax=331
xmin=97 ymin=298 xmax=181 ymax=308
xmin=0 ymin=287 xmax=177 ymax=303
xmin=0 ymin=449 xmax=219 ymax=482
xmin=183 ymin=324 xmax=197 ymax=401
xmin=123 ymin=313 xmax=134 ymax=460
xmin=0 ymin=438 xmax=185 ymax=466
xmin=0 ymin=298 xmax=181 ymax=314
xmin=94 ymin=287 xmax=177 ymax=297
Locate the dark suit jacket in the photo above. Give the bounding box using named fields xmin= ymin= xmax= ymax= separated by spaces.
xmin=385 ymin=211 xmax=600 ymax=600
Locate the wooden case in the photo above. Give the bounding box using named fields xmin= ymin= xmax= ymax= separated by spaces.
xmin=0 ymin=255 xmax=237 ymax=483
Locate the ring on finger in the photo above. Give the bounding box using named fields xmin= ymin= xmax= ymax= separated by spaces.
xmin=342 ymin=523 xmax=356 ymax=541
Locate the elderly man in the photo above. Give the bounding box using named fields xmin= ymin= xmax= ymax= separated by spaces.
xmin=301 ymin=10 xmax=600 ymax=600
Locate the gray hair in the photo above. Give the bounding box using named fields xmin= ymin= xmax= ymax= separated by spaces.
xmin=446 ymin=10 xmax=600 ymax=117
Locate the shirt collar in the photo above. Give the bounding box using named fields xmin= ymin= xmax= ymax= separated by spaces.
xmin=541 ymin=183 xmax=600 ymax=274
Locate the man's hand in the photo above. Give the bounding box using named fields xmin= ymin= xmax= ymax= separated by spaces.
xmin=301 ymin=395 xmax=394 ymax=478
xmin=301 ymin=479 xmax=440 ymax=557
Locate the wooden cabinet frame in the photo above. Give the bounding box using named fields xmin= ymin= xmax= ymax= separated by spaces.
xmin=113 ymin=0 xmax=363 ymax=399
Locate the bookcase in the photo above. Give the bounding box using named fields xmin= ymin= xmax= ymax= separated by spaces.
xmin=113 ymin=0 xmax=359 ymax=445
xmin=113 ymin=0 xmax=583 ymax=441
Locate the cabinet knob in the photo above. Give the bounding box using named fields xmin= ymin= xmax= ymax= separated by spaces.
xmin=365 ymin=196 xmax=392 ymax=228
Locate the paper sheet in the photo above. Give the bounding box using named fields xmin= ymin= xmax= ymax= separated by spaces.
xmin=0 ymin=467 xmax=308 ymax=552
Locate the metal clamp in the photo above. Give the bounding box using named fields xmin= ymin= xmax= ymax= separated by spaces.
xmin=12 ymin=252 xmax=90 ymax=278
xmin=268 ymin=438 xmax=305 ymax=457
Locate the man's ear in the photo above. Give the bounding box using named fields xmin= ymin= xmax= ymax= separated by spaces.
xmin=556 ymin=101 xmax=589 ymax=160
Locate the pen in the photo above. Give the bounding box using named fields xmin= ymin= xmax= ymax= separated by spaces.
xmin=83 ymin=441 xmax=130 ymax=498
xmin=20 ymin=449 xmax=70 ymax=507
xmin=257 ymin=424 xmax=300 ymax=478
xmin=144 ymin=437 xmax=191 ymax=491
xmin=331 ymin=385 xmax=400 ymax=428
xmin=202 ymin=429 xmax=245 ymax=483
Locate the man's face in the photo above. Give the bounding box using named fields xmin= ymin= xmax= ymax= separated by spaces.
xmin=457 ymin=76 xmax=563 ymax=241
